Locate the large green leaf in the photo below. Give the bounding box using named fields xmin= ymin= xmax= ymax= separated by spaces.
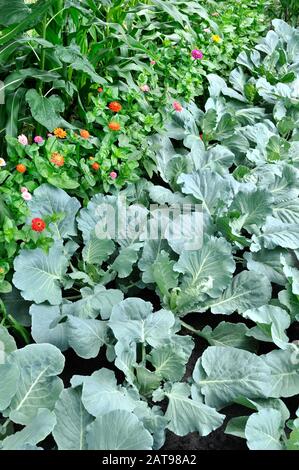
xmin=244 ymin=305 xmax=290 ymax=349
xmin=150 ymin=345 xmax=187 ymax=382
xmin=134 ymin=402 xmax=167 ymax=450
xmin=0 ymin=409 xmax=56 ymax=450
xmin=229 ymin=189 xmax=273 ymax=232
xmin=244 ymin=248 xmax=291 ymax=285
xmin=28 ymin=184 xmax=80 ymax=240
xmin=177 ymin=170 xmax=232 ymax=215
xmin=0 ymin=325 xmax=17 ymax=354
xmin=193 ymin=346 xmax=272 ymax=409
xmin=194 ymin=145 xmax=234 ymax=174
xmin=263 ymin=349 xmax=299 ymax=398
xmin=67 ymin=316 xmax=107 ymax=359
xmin=5 ymin=87 xmax=26 ymax=137
xmin=77 ymin=193 xmax=118 ymax=242
xmin=225 ymin=416 xmax=248 ymax=439
xmin=252 ymin=216 xmax=299 ymax=250
xmin=114 ymin=340 xmax=137 ymax=386
xmin=13 ymin=244 xmax=68 ymax=305
xmin=53 ymin=388 xmax=93 ymax=450
xmin=82 ymin=236 xmax=115 ymax=265
xmin=91 ymin=285 xmax=124 ymax=320
xmin=6 ymin=344 xmax=65 ymax=425
xmin=149 ymin=251 xmax=179 ymax=297
xmin=86 ymin=410 xmax=153 ymax=450
xmin=0 ymin=362 xmax=19 ymax=411
xmin=111 ymin=243 xmax=142 ymax=278
xmin=162 ymin=383 xmax=224 ymax=436
xmin=199 ymin=321 xmax=256 ymax=351
xmin=62 ymin=285 xmax=123 ymax=320
xmin=3 ymin=69 xmax=59 ymax=94
xmin=245 ymin=409 xmax=284 ymax=450
xmin=0 ymin=0 xmax=30 ymax=26
xmin=0 ymin=0 xmax=55 ymax=46
xmin=139 ymin=239 xmax=171 ymax=284
xmin=71 ymin=368 xmax=137 ymax=418
xmin=30 ymin=304 xmax=68 ymax=351
xmin=109 ymin=298 xmax=175 ymax=348
xmin=26 ymin=89 xmax=70 ymax=131
xmin=55 ymin=45 xmax=107 ymax=85
xmin=207 ymin=271 xmax=272 ymax=315
xmin=174 ymin=237 xmax=235 ymax=301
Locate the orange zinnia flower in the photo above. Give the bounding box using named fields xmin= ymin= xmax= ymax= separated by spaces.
xmin=98 ymin=87 xmax=103 ymax=93
xmin=54 ymin=128 xmax=67 ymax=139
xmin=50 ymin=152 xmax=65 ymax=167
xmin=91 ymin=162 xmax=100 ymax=171
xmin=108 ymin=121 xmax=121 ymax=131
xmin=16 ymin=164 xmax=26 ymax=173
xmin=108 ymin=101 xmax=122 ymax=112
xmin=80 ymin=129 xmax=90 ymax=139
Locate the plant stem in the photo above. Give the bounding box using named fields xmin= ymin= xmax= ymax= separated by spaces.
xmin=0 ymin=299 xmax=8 ymax=326
xmin=141 ymin=342 xmax=146 ymax=364
xmin=64 ymin=295 xmax=82 ymax=300
xmin=180 ymin=320 xmax=205 ymax=339
xmin=8 ymin=315 xmax=30 ymax=345
xmin=1 ymin=418 xmax=11 ymax=430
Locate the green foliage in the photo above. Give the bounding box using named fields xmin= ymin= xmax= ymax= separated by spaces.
xmin=0 ymin=2 xmax=299 ymax=452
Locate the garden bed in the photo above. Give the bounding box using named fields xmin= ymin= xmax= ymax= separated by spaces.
xmin=0 ymin=0 xmax=299 ymax=453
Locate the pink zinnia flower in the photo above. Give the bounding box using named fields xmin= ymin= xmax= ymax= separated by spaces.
xmin=140 ymin=84 xmax=150 ymax=92
xmin=150 ymin=60 xmax=156 ymax=65
xmin=34 ymin=136 xmax=44 ymax=144
xmin=22 ymin=191 xmax=32 ymax=201
xmin=110 ymin=171 xmax=117 ymax=179
xmin=191 ymin=49 xmax=203 ymax=60
xmin=20 ymin=187 xmax=28 ymax=193
xmin=47 ymin=133 xmax=53 ymax=138
xmin=18 ymin=134 xmax=28 ymax=146
xmin=173 ymin=101 xmax=183 ymax=112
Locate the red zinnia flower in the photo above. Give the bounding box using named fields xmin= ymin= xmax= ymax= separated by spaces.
xmin=31 ymin=218 xmax=46 ymax=232
xmin=16 ymin=164 xmax=26 ymax=173
xmin=108 ymin=101 xmax=122 ymax=112
xmin=92 ymin=162 xmax=100 ymax=171
xmin=98 ymin=87 xmax=103 ymax=93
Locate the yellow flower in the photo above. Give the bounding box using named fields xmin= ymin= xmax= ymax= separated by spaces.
xmin=212 ymin=34 xmax=221 ymax=43
xmin=54 ymin=128 xmax=67 ymax=139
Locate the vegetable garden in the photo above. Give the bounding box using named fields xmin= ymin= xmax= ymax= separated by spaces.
xmin=0 ymin=0 xmax=299 ymax=452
